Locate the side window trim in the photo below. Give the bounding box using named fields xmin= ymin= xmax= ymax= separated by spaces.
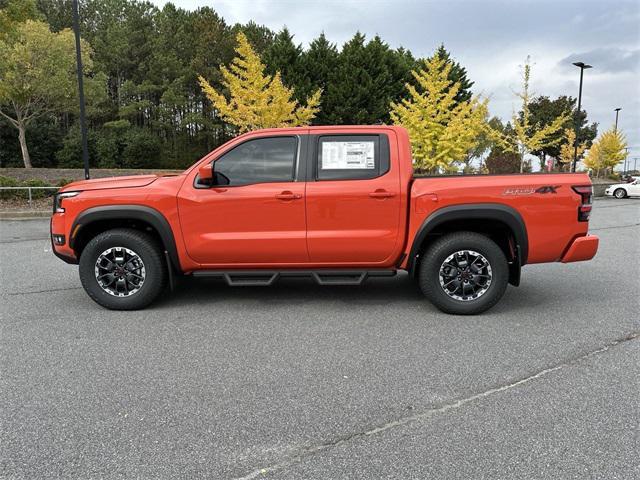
xmin=194 ymin=135 xmax=300 ymax=188
xmin=309 ymin=134 xmax=390 ymax=182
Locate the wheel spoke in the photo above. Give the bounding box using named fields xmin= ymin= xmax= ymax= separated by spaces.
xmin=95 ymin=247 xmax=145 ymax=297
xmin=439 ymin=250 xmax=492 ymax=302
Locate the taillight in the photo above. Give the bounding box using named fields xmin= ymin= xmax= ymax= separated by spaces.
xmin=572 ymin=185 xmax=593 ymax=222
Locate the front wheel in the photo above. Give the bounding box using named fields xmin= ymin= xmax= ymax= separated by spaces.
xmin=417 ymin=232 xmax=509 ymax=315
xmin=614 ymin=188 xmax=627 ymax=199
xmin=79 ymin=228 xmax=167 ymax=310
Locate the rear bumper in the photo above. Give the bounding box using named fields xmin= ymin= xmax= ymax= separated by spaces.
xmin=561 ymin=235 xmax=599 ymax=263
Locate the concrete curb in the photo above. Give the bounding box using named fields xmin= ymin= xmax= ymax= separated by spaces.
xmin=0 ymin=211 xmax=50 ymax=220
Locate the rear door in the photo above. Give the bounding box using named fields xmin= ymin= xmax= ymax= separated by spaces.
xmin=178 ymin=135 xmax=308 ymax=266
xmin=304 ymin=132 xmax=402 ymax=265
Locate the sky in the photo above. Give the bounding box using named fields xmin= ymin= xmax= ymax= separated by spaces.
xmin=149 ymin=0 xmax=640 ymax=167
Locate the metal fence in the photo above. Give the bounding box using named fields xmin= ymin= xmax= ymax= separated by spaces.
xmin=0 ymin=186 xmax=59 ymax=208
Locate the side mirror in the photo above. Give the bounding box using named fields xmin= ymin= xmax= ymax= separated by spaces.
xmin=198 ymin=162 xmax=214 ymax=185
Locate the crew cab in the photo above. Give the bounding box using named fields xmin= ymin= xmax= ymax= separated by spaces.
xmin=51 ymin=126 xmax=599 ymax=314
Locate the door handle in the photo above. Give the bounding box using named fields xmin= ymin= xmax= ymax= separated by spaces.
xmin=275 ymin=191 xmax=302 ymax=200
xmin=369 ymin=190 xmax=396 ymax=199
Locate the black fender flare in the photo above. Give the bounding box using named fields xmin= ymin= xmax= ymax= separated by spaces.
xmin=70 ymin=205 xmax=181 ymax=272
xmin=407 ymin=203 xmax=528 ymax=277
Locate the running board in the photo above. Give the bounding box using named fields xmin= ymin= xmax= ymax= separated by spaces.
xmin=192 ymin=269 xmax=396 ymax=287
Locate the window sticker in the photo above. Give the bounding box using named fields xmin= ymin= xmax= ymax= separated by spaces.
xmin=321 ymin=141 xmax=375 ymax=170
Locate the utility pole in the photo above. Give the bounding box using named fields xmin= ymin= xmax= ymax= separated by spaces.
xmin=72 ymin=0 xmax=90 ymax=180
xmin=572 ymin=62 xmax=592 ymax=172
xmin=614 ymin=107 xmax=621 ymax=132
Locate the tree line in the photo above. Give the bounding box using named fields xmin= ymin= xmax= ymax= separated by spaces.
xmin=0 ymin=0 xmax=626 ymax=175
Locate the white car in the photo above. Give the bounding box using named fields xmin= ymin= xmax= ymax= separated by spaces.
xmin=605 ymin=178 xmax=640 ymax=198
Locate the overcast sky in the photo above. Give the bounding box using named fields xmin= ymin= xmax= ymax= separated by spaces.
xmin=149 ymin=0 xmax=640 ymax=164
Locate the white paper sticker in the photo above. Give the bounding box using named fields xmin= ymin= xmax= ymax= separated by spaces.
xmin=321 ymin=141 xmax=375 ymax=170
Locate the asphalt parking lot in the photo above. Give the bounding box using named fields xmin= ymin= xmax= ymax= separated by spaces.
xmin=1 ymin=198 xmax=639 ymax=479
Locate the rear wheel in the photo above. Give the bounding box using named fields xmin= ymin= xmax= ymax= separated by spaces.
xmin=79 ymin=228 xmax=167 ymax=310
xmin=418 ymin=232 xmax=509 ymax=315
xmin=614 ymin=188 xmax=627 ymax=199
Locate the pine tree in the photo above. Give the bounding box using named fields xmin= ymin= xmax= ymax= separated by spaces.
xmin=263 ymin=27 xmax=304 ymax=101
xmin=297 ymin=32 xmax=338 ymax=123
xmin=320 ymin=33 xmax=416 ymax=125
xmin=390 ymin=52 xmax=488 ymax=173
xmin=429 ymin=45 xmax=474 ymax=105
xmin=198 ymin=32 xmax=321 ymax=132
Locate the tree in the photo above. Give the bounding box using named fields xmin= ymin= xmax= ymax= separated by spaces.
xmin=583 ymin=127 xmax=627 ymax=176
xmin=263 ymin=27 xmax=304 ymax=101
xmin=429 ymin=45 xmax=474 ymax=105
xmin=490 ymin=57 xmax=569 ymax=173
xmin=485 ymin=146 xmax=523 ymax=174
xmin=390 ymin=52 xmax=488 ymax=173
xmin=0 ymin=20 xmax=99 ymax=167
xmin=297 ymin=32 xmax=339 ymax=120
xmin=198 ymin=32 xmax=321 ymax=132
xmin=557 ymin=128 xmax=586 ymax=171
xmin=322 ymin=33 xmax=416 ymax=125
xmin=527 ymin=95 xmax=597 ymax=170
xmin=0 ymin=0 xmax=41 ymax=39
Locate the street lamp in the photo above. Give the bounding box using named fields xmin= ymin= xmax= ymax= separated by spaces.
xmin=572 ymin=61 xmax=592 ymax=172
xmin=623 ymin=147 xmax=629 ymax=174
xmin=72 ymin=0 xmax=90 ymax=180
xmin=614 ymin=107 xmax=621 ymax=132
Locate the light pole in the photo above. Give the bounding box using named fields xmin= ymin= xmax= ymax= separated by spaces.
xmin=72 ymin=0 xmax=90 ymax=180
xmin=623 ymin=147 xmax=629 ymax=175
xmin=614 ymin=107 xmax=621 ymax=132
xmin=572 ymin=62 xmax=592 ymax=172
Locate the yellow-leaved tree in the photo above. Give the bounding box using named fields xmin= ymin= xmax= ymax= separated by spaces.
xmin=390 ymin=53 xmax=488 ymax=174
xmin=557 ymin=128 xmax=586 ymax=171
xmin=583 ymin=127 xmax=627 ymax=177
xmin=198 ymin=32 xmax=321 ymax=132
xmin=491 ymin=57 xmax=570 ymax=173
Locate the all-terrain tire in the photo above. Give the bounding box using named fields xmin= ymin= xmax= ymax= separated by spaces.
xmin=79 ymin=228 xmax=167 ymax=310
xmin=418 ymin=231 xmax=509 ymax=315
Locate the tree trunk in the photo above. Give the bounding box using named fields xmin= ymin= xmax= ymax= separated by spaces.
xmin=18 ymin=123 xmax=32 ymax=168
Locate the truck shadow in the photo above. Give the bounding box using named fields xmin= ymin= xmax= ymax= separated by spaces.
xmin=158 ymin=272 xmax=551 ymax=314
xmin=163 ymin=272 xmax=425 ymax=309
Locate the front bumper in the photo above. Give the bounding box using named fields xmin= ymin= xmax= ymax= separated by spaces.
xmin=50 ymin=214 xmax=78 ymax=264
xmin=561 ymin=235 xmax=599 ymax=263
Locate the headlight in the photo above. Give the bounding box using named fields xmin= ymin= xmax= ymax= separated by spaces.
xmin=53 ymin=191 xmax=80 ymax=213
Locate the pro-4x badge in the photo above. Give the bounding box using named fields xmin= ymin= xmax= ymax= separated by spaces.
xmin=535 ymin=185 xmax=560 ymax=194
xmin=503 ymin=185 xmax=561 ymax=196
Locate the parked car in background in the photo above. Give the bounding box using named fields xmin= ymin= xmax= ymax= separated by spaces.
xmin=605 ymin=178 xmax=640 ymax=198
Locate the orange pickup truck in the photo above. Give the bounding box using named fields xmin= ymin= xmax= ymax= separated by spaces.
xmin=51 ymin=126 xmax=598 ymax=314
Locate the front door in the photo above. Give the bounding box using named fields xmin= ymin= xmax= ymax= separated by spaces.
xmin=305 ymin=134 xmax=402 ymax=265
xmin=178 ymin=136 xmax=308 ymax=266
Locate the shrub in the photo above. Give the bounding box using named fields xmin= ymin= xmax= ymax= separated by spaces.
xmin=0 ymin=175 xmax=19 ymax=199
xmin=0 ymin=176 xmax=57 ymax=200
xmin=22 ymin=179 xmax=55 ymax=199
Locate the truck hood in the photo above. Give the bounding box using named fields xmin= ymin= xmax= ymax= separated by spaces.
xmin=60 ymin=174 xmax=159 ymax=192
